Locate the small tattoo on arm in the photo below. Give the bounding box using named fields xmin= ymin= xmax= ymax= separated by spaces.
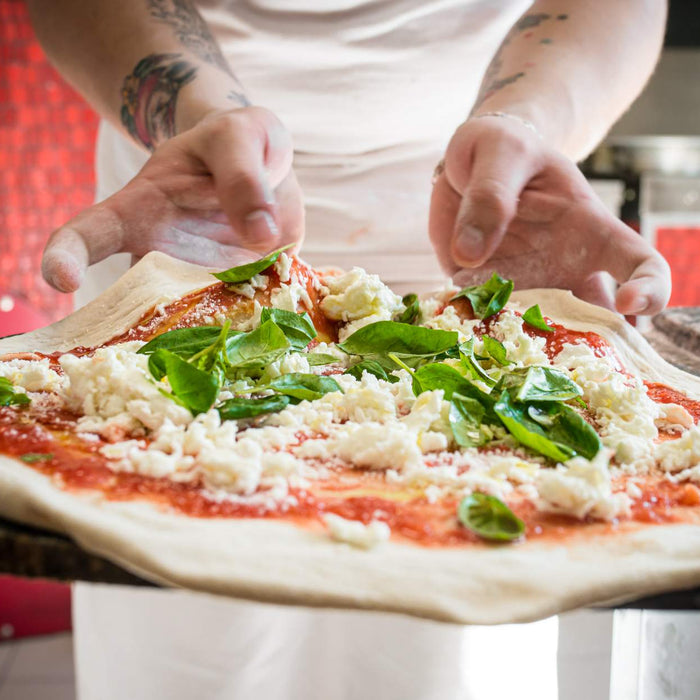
xmin=471 ymin=11 xmax=566 ymax=112
xmin=120 ymin=53 xmax=196 ymax=150
xmin=147 ymin=0 xmax=233 ymax=76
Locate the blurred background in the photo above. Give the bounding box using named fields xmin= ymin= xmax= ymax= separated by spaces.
xmin=1 ymin=0 xmax=700 ymax=698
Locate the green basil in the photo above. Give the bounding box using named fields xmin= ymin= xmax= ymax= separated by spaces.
xmin=522 ymin=304 xmax=554 ymax=332
xmin=338 ymin=321 xmax=458 ymax=367
xmin=452 ymin=273 xmax=513 ymax=319
xmin=459 ymin=338 xmax=497 ymax=387
xmin=0 ymin=377 xmax=30 ymax=407
xmin=482 ymin=335 xmax=509 ymax=366
xmin=20 ymin=453 xmax=54 ymax=463
xmin=217 ymin=394 xmax=291 ymax=420
xmin=345 ymin=359 xmax=398 ymax=383
xmin=137 ymin=326 xmax=242 ymax=359
xmin=226 ymin=319 xmax=291 ymax=371
xmin=514 ymin=366 xmax=583 ymax=403
xmin=148 ymin=349 xmax=221 ymax=415
xmin=494 ymin=390 xmax=601 ymax=462
xmin=266 ymin=373 xmax=341 ymax=403
xmin=188 ymin=322 xmax=232 ymax=378
xmin=458 ymin=493 xmax=525 ymax=542
xmin=450 ymin=393 xmax=488 ymax=448
xmin=413 ymin=363 xmax=494 ymax=406
xmin=396 ymin=293 xmax=420 ymax=325
xmin=212 ymin=244 xmax=294 ymax=284
xmin=306 ymin=353 xmax=340 ymax=367
xmin=260 ymin=308 xmax=316 ymax=350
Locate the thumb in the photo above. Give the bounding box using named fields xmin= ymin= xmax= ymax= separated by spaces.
xmin=191 ymin=108 xmax=294 ymax=252
xmin=449 ymin=137 xmax=539 ymax=268
xmin=42 ymin=205 xmax=125 ymax=292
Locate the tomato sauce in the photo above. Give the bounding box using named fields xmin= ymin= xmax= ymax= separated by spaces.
xmin=102 ymin=257 xmax=338 ymax=349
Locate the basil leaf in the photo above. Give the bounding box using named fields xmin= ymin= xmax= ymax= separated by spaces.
xmin=396 ymin=293 xmax=420 ymax=325
xmin=413 ymin=363 xmax=493 ymax=405
xmin=0 ymin=377 xmax=30 ymax=407
xmin=522 ymin=304 xmax=554 ymax=332
xmin=514 ymin=366 xmax=583 ymax=403
xmin=458 ymin=493 xmax=525 ymax=542
xmin=338 ymin=321 xmax=458 ymax=365
xmin=267 ymin=373 xmax=341 ymax=402
xmin=306 ymin=353 xmax=339 ymax=367
xmin=482 ymin=335 xmax=509 ymax=366
xmin=450 ymin=393 xmax=487 ymax=448
xmin=345 ymin=359 xmax=398 ymax=383
xmin=137 ymin=326 xmax=242 ymax=359
xmin=459 ymin=338 xmax=496 ymax=387
xmin=218 ymin=394 xmax=290 ymax=420
xmin=226 ymin=319 xmax=291 ymax=371
xmin=452 ymin=273 xmax=513 ymax=319
xmin=260 ymin=308 xmax=316 ymax=350
xmin=212 ymin=243 xmax=294 ymax=283
xmin=20 ymin=453 xmax=53 ymax=463
xmin=494 ymin=390 xmax=601 ymax=461
xmin=189 ymin=322 xmax=231 ymax=378
xmin=148 ymin=349 xmax=220 ymax=415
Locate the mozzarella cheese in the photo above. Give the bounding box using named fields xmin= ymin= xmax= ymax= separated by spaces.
xmin=323 ymin=514 xmax=391 ymax=549
xmin=0 ymin=358 xmax=65 ymax=393
xmin=60 ymin=344 xmax=192 ymax=440
xmin=536 ymin=449 xmax=631 ymax=520
xmin=656 ymin=424 xmax=700 ymax=473
xmin=554 ymin=342 xmax=661 ymax=465
xmin=490 ymin=310 xmax=549 ymax=367
xmin=320 ymin=267 xmax=403 ymax=340
xmin=226 ymin=273 xmax=268 ymax=299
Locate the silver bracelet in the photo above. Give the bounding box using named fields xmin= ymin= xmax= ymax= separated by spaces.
xmin=471 ymin=111 xmax=542 ymax=139
xmin=431 ymin=111 xmax=542 ymax=185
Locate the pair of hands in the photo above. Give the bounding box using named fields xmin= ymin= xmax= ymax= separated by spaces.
xmin=42 ymin=107 xmax=670 ymax=315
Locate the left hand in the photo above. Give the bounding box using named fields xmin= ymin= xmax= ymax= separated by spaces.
xmin=429 ymin=116 xmax=671 ymax=315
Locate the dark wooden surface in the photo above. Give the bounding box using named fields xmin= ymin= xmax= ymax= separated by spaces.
xmin=3 ymin=307 xmax=700 ymax=610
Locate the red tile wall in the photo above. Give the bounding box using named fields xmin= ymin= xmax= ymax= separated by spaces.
xmin=656 ymin=227 xmax=700 ymax=307
xmin=0 ymin=0 xmax=98 ymax=322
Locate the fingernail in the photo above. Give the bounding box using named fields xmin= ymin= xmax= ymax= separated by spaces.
xmin=455 ymin=225 xmax=486 ymax=263
xmin=627 ymin=295 xmax=649 ymax=315
xmin=245 ymin=210 xmax=279 ymax=244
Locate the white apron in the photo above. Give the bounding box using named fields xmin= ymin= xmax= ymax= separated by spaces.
xmin=72 ymin=2 xmax=573 ymax=699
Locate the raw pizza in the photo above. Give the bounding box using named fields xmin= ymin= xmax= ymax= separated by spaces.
xmin=3 ymin=250 xmax=700 ymax=625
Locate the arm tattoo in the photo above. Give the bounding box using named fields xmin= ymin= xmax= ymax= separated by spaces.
xmin=147 ymin=0 xmax=233 ymax=76
xmin=472 ymin=12 xmax=567 ymax=112
xmin=121 ymin=53 xmax=196 ymax=150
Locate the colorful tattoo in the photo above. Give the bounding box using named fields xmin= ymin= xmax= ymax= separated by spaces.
xmin=147 ymin=0 xmax=233 ymax=75
xmin=472 ymin=11 xmax=567 ymax=112
xmin=120 ymin=53 xmax=196 ymax=150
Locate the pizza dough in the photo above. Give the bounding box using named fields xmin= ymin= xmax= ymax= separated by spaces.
xmin=3 ymin=252 xmax=700 ymax=625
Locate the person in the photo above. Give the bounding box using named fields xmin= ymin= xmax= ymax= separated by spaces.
xmin=25 ymin=1 xmax=669 ymax=698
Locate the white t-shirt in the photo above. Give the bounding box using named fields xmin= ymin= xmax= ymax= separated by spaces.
xmin=76 ymin=0 xmax=531 ymax=305
xmin=73 ymin=3 xmax=566 ymax=700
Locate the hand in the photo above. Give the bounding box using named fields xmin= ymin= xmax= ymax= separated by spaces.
xmin=42 ymin=106 xmax=304 ymax=292
xmin=429 ymin=116 xmax=671 ymax=315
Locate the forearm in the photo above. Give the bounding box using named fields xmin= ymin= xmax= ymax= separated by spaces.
xmin=470 ymin=0 xmax=666 ymax=160
xmin=26 ymin=0 xmax=248 ymax=150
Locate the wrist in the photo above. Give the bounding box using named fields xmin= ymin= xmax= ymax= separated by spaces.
xmin=174 ymin=70 xmax=251 ymax=135
xmin=471 ymin=94 xmax=578 ymax=158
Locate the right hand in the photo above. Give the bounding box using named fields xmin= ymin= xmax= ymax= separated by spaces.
xmin=42 ymin=106 xmax=304 ymax=292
